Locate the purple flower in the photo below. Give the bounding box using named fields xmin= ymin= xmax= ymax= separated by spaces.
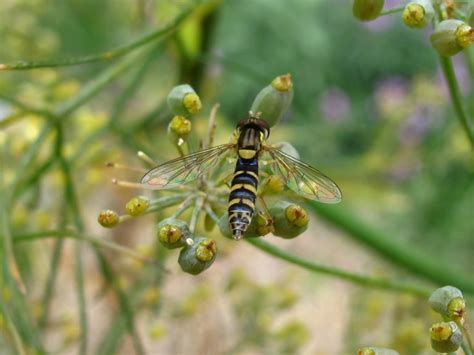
xmin=319 ymin=87 xmax=350 ymax=123
xmin=398 ymin=104 xmax=437 ymax=145
xmin=374 ymin=77 xmax=409 ymax=116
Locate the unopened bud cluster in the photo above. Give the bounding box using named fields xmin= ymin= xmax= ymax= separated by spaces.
xmin=428 ymin=286 xmax=469 ymax=353
xmin=357 ymin=348 xmax=399 ymax=355
xmin=351 ymin=0 xmax=474 ymax=56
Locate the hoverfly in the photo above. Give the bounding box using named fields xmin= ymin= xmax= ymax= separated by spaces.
xmin=141 ymin=113 xmax=342 ymax=239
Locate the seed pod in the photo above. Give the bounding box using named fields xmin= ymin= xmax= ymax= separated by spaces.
xmin=178 ymin=237 xmax=217 ymax=275
xmin=430 ymin=321 xmax=463 ymax=353
xmin=357 ymin=348 xmax=399 ymax=355
xmin=167 ymin=84 xmax=202 ymax=116
xmin=402 ymin=1 xmax=434 ymax=29
xmin=168 ymin=115 xmax=192 ymax=143
xmin=352 ymin=0 xmax=384 ymax=21
xmin=250 ymin=74 xmax=293 ymax=127
xmin=157 ymin=218 xmax=190 ymax=249
xmin=269 ymin=201 xmax=309 ymax=239
xmin=125 ymin=196 xmax=150 ymax=216
xmin=428 ymin=286 xmax=464 ymax=319
xmin=98 ymin=210 xmax=119 ymax=228
xmin=431 ymin=20 xmax=474 ymax=56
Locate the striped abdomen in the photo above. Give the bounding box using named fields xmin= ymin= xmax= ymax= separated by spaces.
xmin=228 ymin=157 xmax=258 ymax=240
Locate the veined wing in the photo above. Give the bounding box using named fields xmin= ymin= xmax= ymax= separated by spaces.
xmin=264 ymin=145 xmax=342 ymax=203
xmin=141 ymin=144 xmax=234 ymax=189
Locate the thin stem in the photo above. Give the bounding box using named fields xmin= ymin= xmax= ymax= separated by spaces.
xmin=307 ymin=203 xmax=474 ymax=294
xmin=206 ymin=103 xmax=220 ymax=149
xmin=379 ymin=6 xmax=405 ymax=17
xmin=55 ymin=122 xmax=88 ymax=355
xmin=0 ymin=5 xmax=194 ymax=71
xmin=171 ymin=195 xmax=196 ymax=219
xmin=456 ymin=319 xmax=474 ymax=354
xmin=189 ymin=197 xmax=204 ymax=234
xmin=438 ymin=55 xmax=474 ymax=148
xmin=13 ymin=230 xmax=156 ymax=265
xmin=246 ymin=239 xmax=431 ymax=298
xmin=0 ymin=297 xmax=26 ymax=355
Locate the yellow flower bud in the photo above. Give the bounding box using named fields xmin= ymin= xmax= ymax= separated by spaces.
xmin=97 ymin=210 xmax=119 ymax=228
xmin=182 ymin=93 xmax=202 ymax=115
xmin=157 ymin=218 xmax=190 ymax=249
xmin=167 ymin=84 xmax=201 ymax=116
xmin=125 ymin=196 xmax=149 ymax=216
xmin=168 ymin=115 xmax=192 ymax=137
xmin=430 ymin=321 xmax=463 ymax=353
xmin=431 ymin=20 xmax=473 ymax=56
xmin=402 ymin=1 xmax=434 ymax=29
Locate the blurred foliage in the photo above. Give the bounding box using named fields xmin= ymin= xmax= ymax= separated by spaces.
xmin=0 ymin=0 xmax=473 ymax=354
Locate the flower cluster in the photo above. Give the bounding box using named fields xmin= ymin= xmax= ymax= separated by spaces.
xmin=352 ymin=0 xmax=474 ymax=56
xmin=98 ymin=74 xmax=311 ymax=275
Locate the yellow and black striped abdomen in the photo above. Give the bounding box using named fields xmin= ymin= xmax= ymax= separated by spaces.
xmin=228 ymin=156 xmax=258 ymax=239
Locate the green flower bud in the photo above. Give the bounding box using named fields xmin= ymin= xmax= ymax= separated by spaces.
xmin=447 ymin=297 xmax=465 ymax=322
xmin=269 ymin=201 xmax=309 ymax=239
xmin=167 ymin=84 xmax=202 ymax=116
xmin=178 ymin=237 xmax=217 ymax=275
xmin=402 ymin=1 xmax=434 ymax=29
xmin=357 ymin=348 xmax=399 ymax=355
xmin=431 ymin=20 xmax=474 ymax=57
xmin=98 ymin=210 xmax=119 ymax=228
xmin=125 ymin=196 xmax=150 ymax=216
xmin=262 ymin=175 xmax=285 ymax=194
xmin=428 ymin=286 xmax=464 ymax=318
xmin=157 ymin=218 xmax=190 ymax=249
xmin=271 ymin=141 xmax=300 ymax=159
xmin=250 ymin=74 xmax=293 ymax=127
xmin=168 ymin=115 xmax=192 ymax=142
xmin=430 ymin=321 xmax=463 ymax=353
xmin=352 ymin=0 xmax=384 ymax=22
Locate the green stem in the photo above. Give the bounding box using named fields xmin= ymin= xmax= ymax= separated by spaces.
xmin=246 ymin=239 xmax=431 ymax=297
xmin=307 ymin=203 xmax=474 ymax=294
xmin=0 ymin=5 xmax=194 ymax=71
xmin=438 ymin=55 xmax=474 ymax=148
xmin=13 ymin=230 xmax=155 ymax=264
xmin=55 ymin=122 xmax=88 ymax=355
xmin=379 ymin=6 xmax=405 ymax=17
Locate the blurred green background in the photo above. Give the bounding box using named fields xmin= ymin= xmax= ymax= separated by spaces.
xmin=0 ymin=0 xmax=473 ymax=354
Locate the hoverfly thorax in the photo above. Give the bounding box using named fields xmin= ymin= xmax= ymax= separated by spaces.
xmin=236 ymin=117 xmax=270 ymax=156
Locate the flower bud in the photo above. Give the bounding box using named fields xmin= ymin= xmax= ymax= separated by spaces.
xmin=157 ymin=218 xmax=190 ymax=249
xmin=271 ymin=141 xmax=300 ymax=159
xmin=125 ymin=196 xmax=149 ymax=216
xmin=98 ymin=210 xmax=119 ymax=228
xmin=262 ymin=175 xmax=285 ymax=194
xmin=402 ymin=1 xmax=434 ymax=29
xmin=167 ymin=84 xmax=202 ymax=116
xmin=430 ymin=321 xmax=463 ymax=353
xmin=431 ymin=20 xmax=474 ymax=56
xmin=357 ymin=348 xmax=399 ymax=355
xmin=269 ymin=201 xmax=309 ymax=239
xmin=428 ymin=286 xmax=464 ymax=319
xmin=352 ymin=0 xmax=384 ymax=21
xmin=250 ymin=74 xmax=293 ymax=127
xmin=178 ymin=237 xmax=217 ymax=275
xmin=168 ymin=115 xmax=192 ymax=143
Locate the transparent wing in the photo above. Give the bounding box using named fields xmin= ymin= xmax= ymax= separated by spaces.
xmin=265 ymin=146 xmax=342 ymax=203
xmin=141 ymin=144 xmax=234 ymax=189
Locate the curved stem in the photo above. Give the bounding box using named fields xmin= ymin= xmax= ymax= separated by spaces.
xmin=379 ymin=6 xmax=405 ymax=17
xmin=439 ymin=55 xmax=474 ymax=148
xmin=0 ymin=6 xmax=194 ymax=71
xmin=246 ymin=239 xmax=431 ymax=298
xmin=307 ymin=203 xmax=474 ymax=294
